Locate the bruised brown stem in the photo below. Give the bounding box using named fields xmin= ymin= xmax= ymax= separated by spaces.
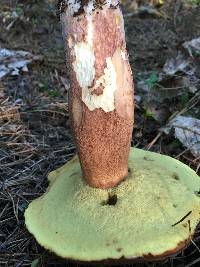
xmin=60 ymin=0 xmax=134 ymax=189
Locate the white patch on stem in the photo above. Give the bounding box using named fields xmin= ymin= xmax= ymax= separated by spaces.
xmin=71 ymin=0 xmax=120 ymax=112
xmin=86 ymin=16 xmax=93 ymax=45
xmin=65 ymin=0 xmax=119 ymax=16
xmin=72 ymin=1 xmax=95 ymax=93
xmin=73 ymin=43 xmax=95 ymax=88
xmin=106 ymin=0 xmax=119 ymax=7
xmin=65 ymin=0 xmax=81 ymax=15
xmin=121 ymin=51 xmax=126 ymax=60
xmin=82 ymin=57 xmax=117 ymax=112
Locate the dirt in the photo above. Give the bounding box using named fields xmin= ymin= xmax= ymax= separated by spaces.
xmin=0 ymin=0 xmax=200 ymax=266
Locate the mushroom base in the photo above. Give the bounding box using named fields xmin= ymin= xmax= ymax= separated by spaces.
xmin=25 ymin=148 xmax=200 ymax=263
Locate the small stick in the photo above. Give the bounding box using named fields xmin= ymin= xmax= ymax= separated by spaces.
xmin=171 ymin=211 xmax=192 ymax=227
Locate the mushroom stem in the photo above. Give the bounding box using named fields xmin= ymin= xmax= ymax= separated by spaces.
xmin=61 ymin=0 xmax=134 ymax=189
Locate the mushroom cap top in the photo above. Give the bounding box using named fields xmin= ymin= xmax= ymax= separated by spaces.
xmin=25 ymin=148 xmax=200 ymax=264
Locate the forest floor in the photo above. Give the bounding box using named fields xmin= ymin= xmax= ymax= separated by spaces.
xmin=0 ymin=0 xmax=200 ymax=266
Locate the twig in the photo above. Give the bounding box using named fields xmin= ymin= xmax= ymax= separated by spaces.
xmin=146 ymin=132 xmax=162 ymax=150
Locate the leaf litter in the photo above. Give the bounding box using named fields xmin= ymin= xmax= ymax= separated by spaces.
xmin=183 ymin=37 xmax=200 ymax=57
xmin=0 ymin=48 xmax=42 ymax=79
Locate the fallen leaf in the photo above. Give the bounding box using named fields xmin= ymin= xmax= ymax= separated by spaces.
xmin=183 ymin=37 xmax=200 ymax=57
xmin=162 ymin=115 xmax=200 ymax=156
xmin=0 ymin=48 xmax=42 ymax=79
xmin=162 ymin=52 xmax=193 ymax=76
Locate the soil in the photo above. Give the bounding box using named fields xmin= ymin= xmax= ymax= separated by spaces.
xmin=0 ymin=0 xmax=200 ymax=266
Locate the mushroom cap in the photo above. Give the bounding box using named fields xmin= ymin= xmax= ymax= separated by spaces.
xmin=25 ymin=148 xmax=200 ymax=264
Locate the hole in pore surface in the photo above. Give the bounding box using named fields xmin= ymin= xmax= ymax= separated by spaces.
xmin=101 ymin=193 xmax=118 ymax=206
xmin=194 ymin=190 xmax=200 ymax=197
xmin=172 ymin=173 xmax=179 ymax=180
xmin=144 ymin=156 xmax=154 ymax=161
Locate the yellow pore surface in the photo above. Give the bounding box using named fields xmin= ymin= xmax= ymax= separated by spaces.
xmin=25 ymin=148 xmax=200 ymax=262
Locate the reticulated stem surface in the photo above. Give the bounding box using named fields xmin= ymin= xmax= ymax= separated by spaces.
xmin=61 ymin=0 xmax=134 ymax=188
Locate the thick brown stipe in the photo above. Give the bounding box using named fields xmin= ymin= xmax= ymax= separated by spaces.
xmin=61 ymin=1 xmax=134 ymax=188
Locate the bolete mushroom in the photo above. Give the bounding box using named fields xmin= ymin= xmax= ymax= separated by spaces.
xmin=25 ymin=0 xmax=200 ymax=264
